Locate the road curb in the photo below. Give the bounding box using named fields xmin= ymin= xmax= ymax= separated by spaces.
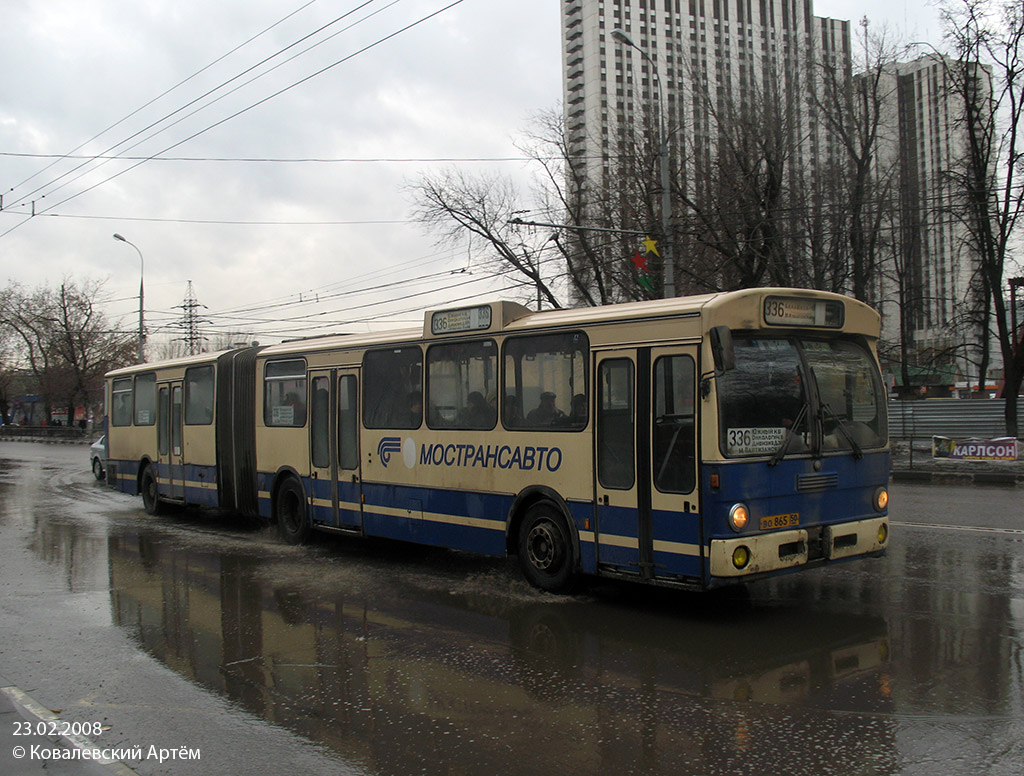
xmin=891 ymin=469 xmax=1023 ymax=486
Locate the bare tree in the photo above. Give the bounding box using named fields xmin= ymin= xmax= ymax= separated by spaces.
xmin=937 ymin=0 xmax=1024 ymax=433
xmin=408 ymin=167 xmax=564 ymax=310
xmin=815 ymin=19 xmax=903 ymax=304
xmin=0 ymin=280 xmax=134 ymax=425
xmin=0 ymin=328 xmax=14 ymax=424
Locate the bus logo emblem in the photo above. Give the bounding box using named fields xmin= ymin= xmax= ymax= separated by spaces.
xmin=377 ymin=437 xmax=402 ymax=467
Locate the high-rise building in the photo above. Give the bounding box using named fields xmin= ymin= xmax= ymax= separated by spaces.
xmin=560 ymin=1 xmax=992 ymax=390
xmin=560 ymin=0 xmax=852 ymax=295
xmin=872 ymin=53 xmax=992 ymax=391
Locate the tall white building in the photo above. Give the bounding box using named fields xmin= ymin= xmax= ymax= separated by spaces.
xmin=873 ymin=54 xmax=990 ymax=389
xmin=561 ymin=1 xmax=991 ymax=389
xmin=561 ymin=0 xmax=851 ymax=217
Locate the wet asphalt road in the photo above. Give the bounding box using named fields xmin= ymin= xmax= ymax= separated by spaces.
xmin=1 ymin=441 xmax=1022 ymax=775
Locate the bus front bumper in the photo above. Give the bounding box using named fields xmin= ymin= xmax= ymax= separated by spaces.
xmin=709 ymin=516 xmax=889 ymax=578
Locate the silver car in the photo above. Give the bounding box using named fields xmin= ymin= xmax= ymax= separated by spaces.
xmin=90 ymin=435 xmax=107 ymax=480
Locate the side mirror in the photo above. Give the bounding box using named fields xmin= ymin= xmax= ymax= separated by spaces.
xmin=710 ymin=325 xmax=735 ymax=373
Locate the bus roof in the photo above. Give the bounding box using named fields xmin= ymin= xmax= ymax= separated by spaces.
xmin=255 ymin=287 xmax=878 ymax=358
xmin=106 ymin=288 xmax=880 ymax=375
xmin=106 ymin=349 xmax=228 ymax=378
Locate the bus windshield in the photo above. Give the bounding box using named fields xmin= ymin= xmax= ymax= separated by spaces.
xmin=718 ymin=337 xmax=886 ymax=458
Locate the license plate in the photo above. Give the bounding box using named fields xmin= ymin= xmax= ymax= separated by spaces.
xmin=760 ymin=513 xmax=800 ymax=530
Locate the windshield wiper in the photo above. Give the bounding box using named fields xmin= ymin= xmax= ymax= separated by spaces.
xmin=820 ymin=403 xmax=863 ymax=459
xmin=769 ymin=403 xmax=809 ymax=467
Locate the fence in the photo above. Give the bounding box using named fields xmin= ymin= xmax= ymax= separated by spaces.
xmin=888 ymin=398 xmax=1024 ymax=439
xmin=0 ymin=425 xmax=90 ymax=442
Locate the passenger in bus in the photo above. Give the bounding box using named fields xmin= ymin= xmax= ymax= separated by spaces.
xmin=461 ymin=391 xmax=495 ymax=428
xmin=284 ymin=392 xmax=306 ymax=426
xmin=527 ymin=392 xmax=565 ymax=425
xmin=398 ymin=390 xmax=422 ymax=428
xmin=503 ymin=395 xmax=523 ymax=426
xmin=570 ymin=393 xmax=587 ymax=425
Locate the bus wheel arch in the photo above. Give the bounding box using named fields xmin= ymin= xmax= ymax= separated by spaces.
xmin=273 ymin=471 xmax=312 ymax=545
xmin=508 ymin=488 xmax=579 ymax=592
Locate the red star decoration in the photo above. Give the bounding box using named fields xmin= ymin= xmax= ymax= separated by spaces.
xmin=631 ymin=251 xmax=649 ymax=272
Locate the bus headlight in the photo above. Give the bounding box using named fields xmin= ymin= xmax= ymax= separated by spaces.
xmin=874 ymin=487 xmax=889 ymax=512
xmin=877 ymin=522 xmax=889 ymax=545
xmin=728 ymin=503 xmax=749 ymax=532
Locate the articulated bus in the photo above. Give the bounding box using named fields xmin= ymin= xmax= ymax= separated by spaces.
xmin=103 ymin=288 xmax=890 ymax=592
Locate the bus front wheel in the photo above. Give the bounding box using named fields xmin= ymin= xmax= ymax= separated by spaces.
xmin=276 ymin=478 xmax=312 ymax=545
xmin=518 ymin=504 xmax=575 ymax=593
xmin=140 ymin=467 xmax=164 ymax=516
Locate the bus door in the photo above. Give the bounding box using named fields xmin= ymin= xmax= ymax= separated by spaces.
xmin=308 ymin=369 xmax=363 ymax=530
xmin=158 ymin=382 xmax=185 ymax=500
xmin=595 ymin=347 xmax=700 ymax=582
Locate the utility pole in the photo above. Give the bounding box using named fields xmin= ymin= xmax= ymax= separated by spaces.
xmin=175 ymin=281 xmax=209 ymax=355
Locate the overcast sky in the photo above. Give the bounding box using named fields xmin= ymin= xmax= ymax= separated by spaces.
xmin=1 ymin=0 xmax=944 ymax=348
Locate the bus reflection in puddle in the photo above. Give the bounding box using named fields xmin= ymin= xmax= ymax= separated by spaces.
xmin=108 ymin=529 xmax=896 ymax=775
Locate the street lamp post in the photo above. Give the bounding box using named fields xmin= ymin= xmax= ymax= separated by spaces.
xmin=611 ymin=28 xmax=675 ymax=298
xmin=113 ymin=233 xmax=145 ymax=362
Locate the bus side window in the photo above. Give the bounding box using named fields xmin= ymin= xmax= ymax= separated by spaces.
xmin=502 ymin=332 xmax=589 ymax=431
xmin=265 ymin=359 xmax=308 ymax=427
xmin=111 ymin=378 xmax=133 ymax=426
xmin=158 ymin=386 xmax=169 ymax=455
xmin=184 ymin=365 xmax=214 ymax=425
xmin=362 ymin=347 xmax=423 ymax=429
xmin=427 ymin=340 xmax=497 ymax=430
xmin=134 ymin=373 xmax=156 ymax=426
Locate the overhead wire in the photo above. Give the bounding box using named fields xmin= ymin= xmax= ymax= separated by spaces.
xmin=1 ymin=0 xmax=468 ymax=240
xmin=2 ymin=0 xmax=325 ymax=207
xmin=3 ymin=0 xmax=390 ymax=212
xmin=2 ymin=0 xmax=321 ymax=203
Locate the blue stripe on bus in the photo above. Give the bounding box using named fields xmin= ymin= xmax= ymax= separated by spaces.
xmin=360 ymin=481 xmax=512 ymax=557
xmin=254 ymin=472 xmax=709 ymax=581
xmin=109 ymin=458 xmax=140 ymax=495
xmin=107 ymin=459 xmax=220 ymax=506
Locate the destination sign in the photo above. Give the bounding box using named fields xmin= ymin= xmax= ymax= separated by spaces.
xmin=763 ymin=296 xmax=844 ymax=328
xmin=431 ymin=305 xmax=493 ymax=335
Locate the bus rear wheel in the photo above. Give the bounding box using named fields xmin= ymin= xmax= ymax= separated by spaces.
xmin=518 ymin=504 xmax=575 ymax=593
xmin=276 ymin=478 xmax=312 ymax=545
xmin=140 ymin=467 xmax=164 ymax=516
